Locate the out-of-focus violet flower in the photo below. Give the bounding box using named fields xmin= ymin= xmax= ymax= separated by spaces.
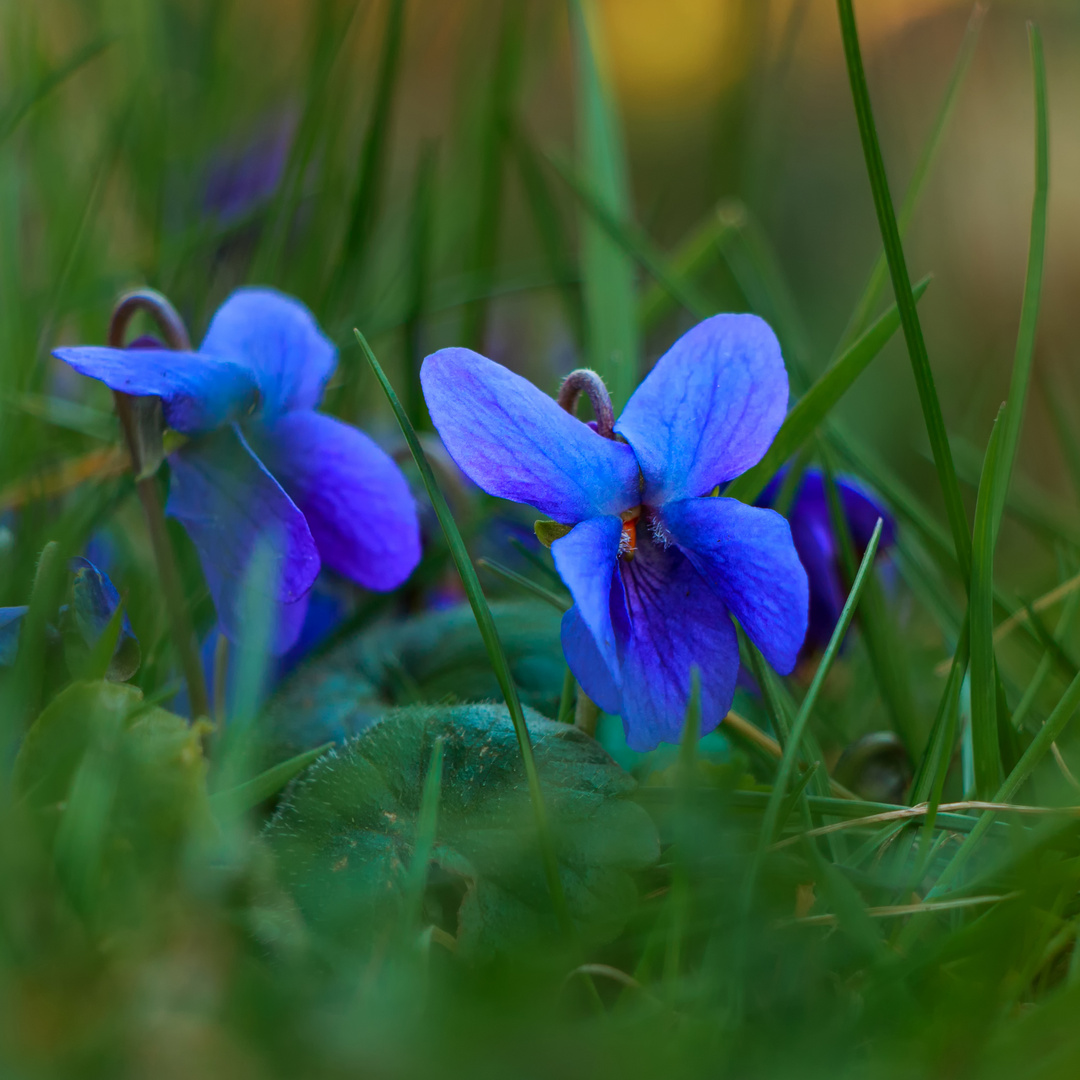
xmin=757 ymin=467 xmax=895 ymax=656
xmin=54 ymin=288 xmax=421 ymax=653
xmin=422 ymin=315 xmax=809 ymax=750
xmin=0 ymin=557 xmax=139 ymax=680
xmin=203 ymin=117 xmax=293 ymax=225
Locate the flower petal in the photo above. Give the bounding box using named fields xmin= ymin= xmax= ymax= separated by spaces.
xmin=662 ymin=497 xmax=808 ymax=675
xmin=617 ymin=536 xmax=740 ymax=750
xmin=248 ymin=410 xmax=421 ymax=591
xmin=551 ymin=516 xmax=623 ymax=677
xmin=421 ymin=348 xmax=640 ymax=523
xmin=200 ymin=288 xmax=336 ymax=417
xmin=614 ymin=314 xmax=788 ymax=504
xmin=166 ymin=425 xmax=320 ymax=652
xmin=52 ymin=346 xmax=259 ymax=434
xmin=0 ymin=606 xmax=27 ymax=666
xmin=561 ymin=604 xmax=622 ymax=715
xmin=789 ymin=469 xmax=896 ymax=553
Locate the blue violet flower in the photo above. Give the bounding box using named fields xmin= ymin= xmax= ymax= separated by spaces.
xmin=758 ymin=467 xmax=896 ymax=657
xmin=54 ymin=288 xmax=421 ymax=652
xmin=422 ymin=315 xmax=810 ymax=750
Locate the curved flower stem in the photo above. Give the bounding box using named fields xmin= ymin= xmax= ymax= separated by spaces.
xmin=107 ymin=289 xmax=210 ymax=722
xmin=557 ymin=368 xmax=615 ymax=438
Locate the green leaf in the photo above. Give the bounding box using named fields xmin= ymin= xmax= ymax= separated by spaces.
xmin=724 ymin=279 xmax=929 ymax=504
xmin=265 ymin=704 xmax=659 ymax=958
xmin=567 ymin=0 xmax=639 ymax=410
xmin=263 ymin=600 xmax=566 ymax=764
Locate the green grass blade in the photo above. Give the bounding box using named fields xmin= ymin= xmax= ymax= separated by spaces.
xmin=337 ymin=0 xmax=407 ymax=284
xmin=567 ymin=0 xmax=639 ymax=410
xmin=638 ymin=204 xmax=737 ymax=333
xmin=210 ymin=743 xmax=334 ymax=818
xmin=840 ymin=4 xmax=984 ymax=344
xmin=405 ymin=143 xmax=438 ymax=430
xmin=989 ymin=23 xmax=1049 ymax=543
xmin=836 ymin=0 xmax=972 ymax=582
xmin=547 ymin=151 xmax=715 ymax=322
xmin=970 ymin=406 xmax=1006 ymax=797
xmin=460 ymin=1 xmax=525 ymax=350
xmin=356 ymin=328 xmax=574 ymax=941
xmin=724 ymin=278 xmax=929 ymax=504
xmin=760 ymin=518 xmax=884 ymax=844
xmin=476 ymin=557 xmax=570 ymax=612
xmin=402 ymin=736 xmax=445 ymax=931
xmin=0 ymin=36 xmax=113 ymax=146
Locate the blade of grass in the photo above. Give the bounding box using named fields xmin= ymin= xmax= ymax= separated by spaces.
xmin=567 ymin=0 xmax=639 ymax=410
xmin=402 ymin=736 xmax=445 ymax=931
xmin=476 ymin=557 xmax=570 ymax=612
xmin=460 ymin=0 xmax=525 ymax=350
xmin=724 ymin=279 xmax=929 ymax=504
xmin=761 ymin=518 xmax=884 ymax=845
xmin=990 ymin=23 xmax=1049 ymax=544
xmin=836 ymin=0 xmax=971 ymax=581
xmin=335 ymin=0 xmax=407 ymax=290
xmin=839 ymin=4 xmax=985 ymax=344
xmin=970 ymin=407 xmax=1006 ymax=796
xmin=210 ymin=743 xmax=333 ymax=818
xmin=356 ymin=328 xmax=574 ymax=941
xmin=404 ymin=143 xmax=438 ymax=431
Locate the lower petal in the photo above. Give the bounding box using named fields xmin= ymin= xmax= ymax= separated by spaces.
xmin=617 ymin=536 xmax=740 ymax=751
xmin=662 ymin=497 xmax=808 ymax=676
xmin=166 ymin=426 xmax=320 ymax=652
xmin=551 ymin=516 xmax=622 ymax=677
xmin=561 ymin=604 xmax=622 ymax=716
xmin=248 ymin=411 xmax=421 ymax=591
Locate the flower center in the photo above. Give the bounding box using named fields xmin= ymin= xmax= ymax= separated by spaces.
xmin=619 ymin=506 xmax=641 ymax=559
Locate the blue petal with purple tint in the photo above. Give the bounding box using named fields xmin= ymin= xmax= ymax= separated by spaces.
xmin=166 ymin=425 xmax=319 ymax=653
xmin=52 ymin=345 xmax=259 ymax=435
xmin=662 ymin=496 xmax=808 ymax=675
xmin=615 ymin=314 xmax=788 ymax=505
xmin=421 ymin=348 xmax=640 ymax=523
xmin=249 ymin=410 xmax=421 ymax=591
xmin=200 ymin=288 xmax=337 ymax=418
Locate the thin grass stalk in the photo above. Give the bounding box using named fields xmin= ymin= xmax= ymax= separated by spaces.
xmin=355 ymin=328 xmax=574 ymax=941
xmin=835 ymin=0 xmax=972 ymax=581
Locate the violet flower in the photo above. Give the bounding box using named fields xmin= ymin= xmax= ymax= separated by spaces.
xmin=54 ymin=288 xmax=421 ymax=652
xmin=758 ymin=467 xmax=896 ymax=656
xmin=422 ymin=315 xmax=809 ymax=750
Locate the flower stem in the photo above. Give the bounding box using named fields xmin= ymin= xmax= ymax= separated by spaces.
xmin=574 ymin=688 xmax=599 ymax=737
xmin=557 ymin=368 xmax=615 ymax=438
xmin=108 ymin=289 xmax=210 ymax=721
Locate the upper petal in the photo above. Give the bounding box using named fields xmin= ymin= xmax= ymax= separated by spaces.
xmin=551 ymin=516 xmax=623 ymax=678
xmin=614 ymin=314 xmax=788 ymax=504
xmin=662 ymin=496 xmax=808 ymax=675
xmin=200 ymin=288 xmax=336 ymax=417
xmin=248 ymin=410 xmax=421 ymax=592
xmin=421 ymin=348 xmax=640 ymax=523
xmin=616 ymin=535 xmax=740 ymax=750
xmin=52 ymin=346 xmax=260 ymax=435
xmin=166 ymin=425 xmax=320 ymax=652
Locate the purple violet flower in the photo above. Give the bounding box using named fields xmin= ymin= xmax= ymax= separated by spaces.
xmin=421 ymin=314 xmax=810 ymax=750
xmin=53 ymin=288 xmax=421 ymax=652
xmin=758 ymin=467 xmax=896 ymax=656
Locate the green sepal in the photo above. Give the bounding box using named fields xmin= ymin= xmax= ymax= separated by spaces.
xmin=534 ymin=519 xmax=573 ymax=548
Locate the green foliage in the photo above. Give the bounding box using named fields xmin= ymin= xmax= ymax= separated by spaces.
xmin=265 ymin=703 xmax=659 ymax=959
xmin=264 ymin=600 xmax=565 ymax=761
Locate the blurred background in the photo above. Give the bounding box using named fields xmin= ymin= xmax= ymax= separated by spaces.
xmin=3 ymin=0 xmax=1080 ymax=641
